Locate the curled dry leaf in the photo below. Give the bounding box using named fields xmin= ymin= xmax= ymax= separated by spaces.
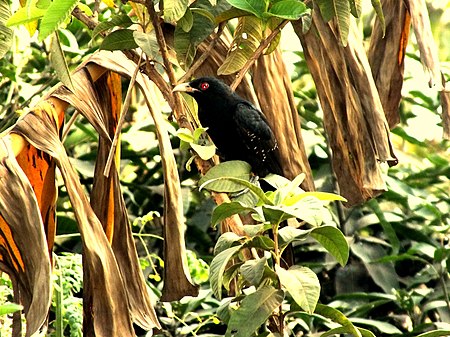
xmin=293 ymin=6 xmax=398 ymax=206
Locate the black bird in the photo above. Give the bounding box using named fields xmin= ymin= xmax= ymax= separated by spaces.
xmin=173 ymin=77 xmax=283 ymax=178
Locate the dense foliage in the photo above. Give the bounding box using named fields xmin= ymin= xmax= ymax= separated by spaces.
xmin=0 ymin=0 xmax=449 ymax=337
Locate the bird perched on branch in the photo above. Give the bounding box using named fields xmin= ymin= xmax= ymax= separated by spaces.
xmin=172 ymin=77 xmax=283 ymax=178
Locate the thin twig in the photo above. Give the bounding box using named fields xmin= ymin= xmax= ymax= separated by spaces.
xmin=230 ymin=20 xmax=289 ymax=91
xmin=103 ymin=52 xmax=143 ymax=177
xmin=178 ymin=22 xmax=226 ymax=83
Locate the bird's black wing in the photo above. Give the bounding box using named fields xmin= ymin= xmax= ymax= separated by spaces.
xmin=233 ymin=102 xmax=283 ymax=176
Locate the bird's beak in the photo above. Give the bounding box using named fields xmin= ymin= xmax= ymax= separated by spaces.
xmin=172 ymin=82 xmax=198 ymax=93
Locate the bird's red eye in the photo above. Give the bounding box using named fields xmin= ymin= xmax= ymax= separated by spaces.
xmin=200 ymin=82 xmax=209 ymax=90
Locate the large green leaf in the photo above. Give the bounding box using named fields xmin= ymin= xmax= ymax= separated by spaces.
xmin=49 ymin=32 xmax=74 ymax=91
xmin=210 ymin=245 xmax=242 ymax=299
xmin=225 ymin=0 xmax=267 ymax=18
xmin=348 ymin=0 xmax=362 ymax=17
xmin=198 ymin=160 xmax=252 ymax=192
xmin=133 ymin=30 xmax=161 ymax=60
xmin=240 ymin=257 xmax=266 ymax=286
xmin=225 ymin=285 xmax=284 ymax=337
xmin=164 ymin=0 xmax=189 ymax=23
xmin=99 ymin=29 xmax=138 ymax=51
xmin=217 ymin=15 xmax=262 ymax=75
xmin=416 ymin=330 xmax=450 ymax=337
xmin=310 ymin=225 xmax=349 ymax=266
xmin=267 ymin=0 xmax=308 ymax=20
xmin=92 ymin=14 xmax=133 ymax=39
xmin=371 ymin=0 xmax=385 ymax=36
xmin=278 ymin=226 xmax=312 ymax=248
xmin=38 ymin=0 xmax=78 ymax=40
xmin=211 ymin=201 xmax=253 ymax=226
xmin=214 ymin=231 xmax=243 ymax=255
xmin=0 ymin=0 xmax=12 ymax=59
xmin=315 ymin=304 xmax=362 ymax=337
xmin=6 ymin=0 xmax=46 ymax=27
xmin=276 ymin=265 xmax=320 ymax=314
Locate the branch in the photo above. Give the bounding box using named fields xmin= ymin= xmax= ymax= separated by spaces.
xmin=230 ymin=20 xmax=289 ymax=91
xmin=178 ymin=22 xmax=226 ymax=83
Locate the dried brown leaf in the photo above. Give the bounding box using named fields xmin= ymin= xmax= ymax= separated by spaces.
xmin=368 ymin=0 xmax=410 ymax=129
xmin=13 ymin=102 xmax=135 ymax=337
xmin=0 ymin=137 xmax=52 ymax=337
xmin=87 ymin=51 xmax=199 ymax=301
xmin=293 ymin=8 xmax=397 ymax=206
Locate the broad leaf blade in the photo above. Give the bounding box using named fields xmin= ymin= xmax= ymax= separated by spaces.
xmin=198 ymin=160 xmax=252 ymax=192
xmin=315 ymin=304 xmax=362 ymax=337
xmin=226 ymin=0 xmax=266 ymax=18
xmin=267 ymin=0 xmax=308 ymax=20
xmin=210 ymin=245 xmax=242 ymax=299
xmin=211 ymin=201 xmax=252 ymax=226
xmin=99 ymin=29 xmax=138 ymax=51
xmin=164 ymin=0 xmax=189 ymax=23
xmin=226 ymin=285 xmax=284 ymax=337
xmin=276 ymin=265 xmax=320 ymax=314
xmin=92 ymin=14 xmax=134 ymax=40
xmin=310 ymin=225 xmax=349 ymax=266
xmin=38 ymin=0 xmax=78 ymax=40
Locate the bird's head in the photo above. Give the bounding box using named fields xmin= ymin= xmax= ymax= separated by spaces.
xmin=172 ymin=77 xmax=234 ymax=106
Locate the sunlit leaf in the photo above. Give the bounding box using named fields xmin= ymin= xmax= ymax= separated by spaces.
xmin=198 ymin=160 xmax=252 ymax=192
xmin=226 ymin=0 xmax=266 ymax=18
xmin=38 ymin=0 xmax=78 ymax=41
xmin=6 ymin=1 xmax=46 ymax=27
xmin=190 ymin=143 xmax=216 ymax=160
xmin=0 ymin=0 xmax=13 ymax=59
xmin=217 ymin=15 xmax=262 ymax=75
xmin=211 ymin=201 xmax=253 ymax=226
xmin=0 ymin=302 xmax=23 ymax=315
xmin=178 ymin=8 xmax=193 ymax=32
xmin=276 ymin=265 xmax=320 ymax=314
xmin=267 ymin=0 xmax=308 ymax=20
xmin=164 ymin=0 xmax=189 ymax=23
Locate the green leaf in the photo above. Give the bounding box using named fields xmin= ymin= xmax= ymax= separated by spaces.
xmin=286 ymin=196 xmax=325 ymax=226
xmin=371 ymin=0 xmax=385 ymax=37
xmin=278 ymin=226 xmax=312 ymax=248
xmin=226 ymin=285 xmax=284 ymax=337
xmin=261 ymin=205 xmax=296 ymax=225
xmin=176 ymin=128 xmax=195 ymax=142
xmin=350 ymin=318 xmax=402 ymax=334
xmin=240 ymin=257 xmax=266 ymax=286
xmin=198 ymin=160 xmax=252 ymax=192
xmin=322 ymin=326 xmax=375 ymax=337
xmin=133 ymin=30 xmax=161 ymax=60
xmin=92 ymin=14 xmax=134 ymax=40
xmin=244 ymin=235 xmax=275 ymax=251
xmin=99 ymin=29 xmax=138 ymax=51
xmin=6 ymin=2 xmax=46 ymax=27
xmin=0 ymin=302 xmax=23 ymax=316
xmin=50 ymin=32 xmax=74 ymax=91
xmin=178 ymin=8 xmax=194 ymax=32
xmin=211 ymin=201 xmax=253 ymax=226
xmin=267 ymin=0 xmax=308 ymax=20
xmin=276 ymin=265 xmax=320 ymax=314
xmin=0 ymin=0 xmax=12 ymax=59
xmin=367 ymin=199 xmax=400 ymax=255
xmin=38 ymin=0 xmax=78 ymax=41
xmin=315 ymin=303 xmax=362 ymax=337
xmin=315 ymin=0 xmax=335 ymax=22
xmin=210 ymin=245 xmax=243 ymax=299
xmin=217 ymin=15 xmax=262 ymax=75
xmin=416 ymin=330 xmax=450 ymax=337
xmin=310 ymin=225 xmax=349 ymax=266
xmin=334 ymin=0 xmax=350 ymax=46
xmin=191 ymin=7 xmax=216 ymax=23
xmin=215 ymin=7 xmax=249 ymax=23
xmin=190 ymin=143 xmax=216 ymax=160
xmin=214 ymin=231 xmax=244 ymax=255
xmin=284 ymin=191 xmax=346 ymax=206
xmin=348 ymin=0 xmax=362 ymax=18
xmin=225 ymin=0 xmax=267 ymax=18
xmin=164 ymin=0 xmax=189 ymax=23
